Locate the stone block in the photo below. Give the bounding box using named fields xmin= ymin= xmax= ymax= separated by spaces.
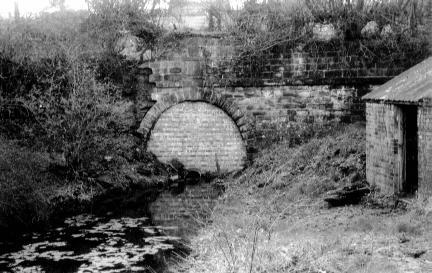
xmin=170 ymin=67 xmax=182 ymax=74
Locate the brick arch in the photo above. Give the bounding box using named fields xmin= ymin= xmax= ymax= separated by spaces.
xmin=137 ymin=88 xmax=250 ymax=142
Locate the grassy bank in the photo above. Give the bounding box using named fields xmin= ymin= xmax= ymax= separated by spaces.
xmin=175 ymin=123 xmax=432 ymax=273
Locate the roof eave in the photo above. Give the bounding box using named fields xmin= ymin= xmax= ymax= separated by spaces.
xmin=363 ymin=98 xmax=419 ymax=105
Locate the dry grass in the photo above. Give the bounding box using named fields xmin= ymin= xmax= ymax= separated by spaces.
xmin=241 ymin=122 xmax=365 ymax=201
xmin=173 ymin=124 xmax=432 ymax=273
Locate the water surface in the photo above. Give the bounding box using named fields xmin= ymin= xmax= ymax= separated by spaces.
xmin=0 ymin=182 xmax=221 ymax=272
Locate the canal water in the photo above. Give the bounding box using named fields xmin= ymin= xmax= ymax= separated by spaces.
xmin=0 ymin=182 xmax=222 ymax=273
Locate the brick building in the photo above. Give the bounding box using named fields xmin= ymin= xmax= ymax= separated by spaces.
xmin=363 ymin=57 xmax=432 ymax=198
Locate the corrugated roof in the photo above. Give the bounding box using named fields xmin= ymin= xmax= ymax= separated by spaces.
xmin=362 ymin=57 xmax=432 ymax=103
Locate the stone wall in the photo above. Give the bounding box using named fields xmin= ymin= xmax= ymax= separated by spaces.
xmin=207 ymin=51 xmax=404 ymax=87
xmin=213 ymin=85 xmax=370 ymax=124
xmin=365 ymin=102 xmax=402 ymax=194
xmin=418 ymin=105 xmax=432 ymax=198
xmin=148 ymin=85 xmax=369 ymax=124
xmin=147 ymin=34 xmax=402 ymax=88
xmin=141 ymin=34 xmax=402 ymax=130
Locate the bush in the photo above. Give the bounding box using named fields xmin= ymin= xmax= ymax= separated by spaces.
xmin=0 ymin=0 xmax=169 ymax=174
xmin=0 ymin=138 xmax=55 ymax=227
xmin=0 ymin=8 xmax=148 ymax=180
xmin=229 ymin=0 xmax=431 ymax=70
xmin=22 ymin=66 xmax=122 ymax=177
xmin=84 ymin=0 xmax=162 ymax=52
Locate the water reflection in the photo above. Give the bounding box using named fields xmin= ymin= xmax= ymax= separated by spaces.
xmin=150 ymin=182 xmax=222 ymax=238
xmin=0 ymin=182 xmax=222 ymax=272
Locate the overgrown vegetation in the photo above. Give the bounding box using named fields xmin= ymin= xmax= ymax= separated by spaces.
xmin=229 ymin=0 xmax=431 ymax=73
xmin=249 ymin=120 xmax=340 ymax=151
xmin=244 ymin=122 xmax=366 ymax=199
xmin=1 ymin=0 xmax=431 ymax=245
xmin=175 ymin=123 xmax=432 ymax=273
xmin=0 ymin=137 xmax=55 ymax=228
xmin=0 ymin=1 xmax=165 ymax=231
xmin=0 ymin=0 xmax=162 ymax=175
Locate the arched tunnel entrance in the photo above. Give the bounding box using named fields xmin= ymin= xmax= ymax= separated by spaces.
xmin=137 ymin=88 xmax=249 ymax=173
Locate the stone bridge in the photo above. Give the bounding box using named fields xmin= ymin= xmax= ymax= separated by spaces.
xmin=137 ymin=87 xmax=249 ymax=173
xmin=135 ymin=33 xmax=404 ymax=174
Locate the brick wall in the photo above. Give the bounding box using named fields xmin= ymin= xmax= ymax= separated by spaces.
xmin=418 ymin=105 xmax=432 ymax=198
xmin=147 ymin=101 xmax=247 ymax=172
xmin=365 ymin=102 xmax=402 ymax=194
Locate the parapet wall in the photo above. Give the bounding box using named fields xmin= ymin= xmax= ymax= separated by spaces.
xmin=206 ymin=51 xmax=404 ymax=87
xmin=147 ymin=33 xmax=403 ymax=87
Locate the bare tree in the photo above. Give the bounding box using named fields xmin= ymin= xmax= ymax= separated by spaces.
xmin=50 ymin=0 xmax=66 ymax=11
xmin=13 ymin=1 xmax=20 ymax=21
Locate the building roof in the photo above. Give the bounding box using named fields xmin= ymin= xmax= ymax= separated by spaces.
xmin=362 ymin=57 xmax=432 ymax=103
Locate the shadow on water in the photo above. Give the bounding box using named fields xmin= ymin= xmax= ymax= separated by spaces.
xmin=0 ymin=181 xmax=223 ymax=273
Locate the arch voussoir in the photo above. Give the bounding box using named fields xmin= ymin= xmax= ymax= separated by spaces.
xmin=138 ymin=88 xmax=251 ymax=142
xmin=201 ymin=89 xmax=213 ymax=102
xmin=162 ymin=93 xmax=178 ymax=107
xmin=231 ymin=108 xmax=244 ymax=122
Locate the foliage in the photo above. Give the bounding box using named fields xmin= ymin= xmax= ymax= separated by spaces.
xmin=0 ymin=6 xmax=157 ymax=179
xmin=0 ymin=11 xmax=93 ymax=99
xmin=229 ymin=0 xmax=431 ymax=69
xmin=22 ymin=66 xmax=121 ymax=176
xmin=0 ymin=138 xmax=55 ymax=227
xmin=0 ymin=4 xmax=164 ymax=230
xmin=84 ymin=0 xmax=162 ymax=51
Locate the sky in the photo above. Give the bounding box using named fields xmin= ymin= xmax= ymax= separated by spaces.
xmin=0 ymin=0 xmax=248 ymax=19
xmin=0 ymin=0 xmax=88 ymax=18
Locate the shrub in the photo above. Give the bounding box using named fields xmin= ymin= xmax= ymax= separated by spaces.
xmin=22 ymin=65 xmax=122 ymax=177
xmin=0 ymin=10 xmax=139 ymax=180
xmin=0 ymin=138 xmax=55 ymax=227
xmin=83 ymin=0 xmax=162 ymax=52
xmin=0 ymin=0 xmax=171 ymax=177
xmin=228 ymin=0 xmax=431 ymax=75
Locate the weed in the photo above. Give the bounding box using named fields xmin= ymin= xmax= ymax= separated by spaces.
xmin=0 ymin=137 xmax=57 ymax=228
xmin=396 ymin=221 xmax=422 ymax=236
